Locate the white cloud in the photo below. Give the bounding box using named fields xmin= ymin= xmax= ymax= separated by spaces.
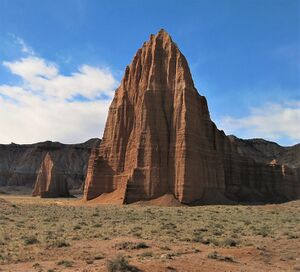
xmin=3 ymin=57 xmax=116 ymax=99
xmin=0 ymin=93 xmax=110 ymax=144
xmin=9 ymin=34 xmax=35 ymax=55
xmin=0 ymin=47 xmax=118 ymax=144
xmin=220 ymin=102 xmax=300 ymax=144
xmin=3 ymin=57 xmax=58 ymax=80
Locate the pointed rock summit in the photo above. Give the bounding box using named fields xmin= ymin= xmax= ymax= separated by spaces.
xmin=32 ymin=153 xmax=70 ymax=198
xmin=84 ymin=30 xmax=300 ymax=204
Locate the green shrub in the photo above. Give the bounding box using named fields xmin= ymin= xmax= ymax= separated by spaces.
xmin=107 ymin=255 xmax=141 ymax=272
xmin=51 ymin=239 xmax=70 ymax=248
xmin=23 ymin=235 xmax=39 ymax=245
xmin=207 ymin=251 xmax=234 ymax=262
xmin=73 ymin=225 xmax=81 ymax=230
xmin=207 ymin=251 xmax=219 ymax=260
xmin=222 ymin=238 xmax=239 ymax=247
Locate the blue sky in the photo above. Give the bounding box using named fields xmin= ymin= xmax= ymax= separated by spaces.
xmin=0 ymin=0 xmax=299 ymax=145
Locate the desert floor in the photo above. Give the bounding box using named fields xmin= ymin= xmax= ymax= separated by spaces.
xmin=0 ymin=194 xmax=299 ymax=272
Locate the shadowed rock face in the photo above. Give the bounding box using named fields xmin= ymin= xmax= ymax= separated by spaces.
xmin=228 ymin=136 xmax=300 ymax=169
xmin=32 ymin=153 xmax=70 ymax=198
xmin=84 ymin=29 xmax=300 ymax=204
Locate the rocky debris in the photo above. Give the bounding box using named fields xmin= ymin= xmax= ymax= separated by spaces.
xmin=0 ymin=139 xmax=100 ymax=190
xmin=32 ymin=153 xmax=70 ymax=198
xmin=84 ymin=29 xmax=300 ymax=204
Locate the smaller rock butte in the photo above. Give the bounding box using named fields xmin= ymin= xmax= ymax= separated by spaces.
xmin=83 ymin=29 xmax=300 ymax=204
xmin=32 ymin=152 xmax=70 ymax=198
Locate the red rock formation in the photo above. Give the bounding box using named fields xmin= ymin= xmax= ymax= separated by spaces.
xmin=32 ymin=153 xmax=70 ymax=198
xmin=84 ymin=29 xmax=300 ymax=204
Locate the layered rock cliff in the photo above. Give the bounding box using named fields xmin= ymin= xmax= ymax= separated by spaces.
xmin=32 ymin=153 xmax=70 ymax=198
xmin=0 ymin=139 xmax=100 ymax=190
xmin=84 ymin=29 xmax=300 ymax=204
xmin=229 ymin=136 xmax=300 ymax=168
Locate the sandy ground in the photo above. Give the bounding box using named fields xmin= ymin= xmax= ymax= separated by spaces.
xmin=1 ymin=237 xmax=300 ymax=272
xmin=0 ymin=195 xmax=299 ymax=272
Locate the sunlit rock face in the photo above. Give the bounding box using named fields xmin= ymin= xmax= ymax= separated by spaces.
xmin=32 ymin=153 xmax=70 ymax=198
xmin=84 ymin=29 xmax=300 ymax=204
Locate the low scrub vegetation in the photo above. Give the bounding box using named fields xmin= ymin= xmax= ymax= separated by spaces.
xmin=0 ymin=196 xmax=299 ymax=266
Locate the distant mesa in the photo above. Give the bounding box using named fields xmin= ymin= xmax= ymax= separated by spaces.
xmin=83 ymin=29 xmax=300 ymax=204
xmin=32 ymin=152 xmax=70 ymax=198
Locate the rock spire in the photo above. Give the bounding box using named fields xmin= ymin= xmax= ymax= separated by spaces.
xmin=84 ymin=30 xmax=300 ymax=204
xmin=32 ymin=153 xmax=70 ymax=198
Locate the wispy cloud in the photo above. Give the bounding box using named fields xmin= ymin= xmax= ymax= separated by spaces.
xmin=0 ymin=38 xmax=118 ymax=144
xmin=9 ymin=34 xmax=35 ymax=55
xmin=220 ymin=101 xmax=300 ymax=145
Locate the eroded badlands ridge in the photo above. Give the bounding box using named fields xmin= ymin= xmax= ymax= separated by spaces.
xmin=84 ymin=29 xmax=300 ymax=204
xmin=0 ymin=139 xmax=100 ymax=190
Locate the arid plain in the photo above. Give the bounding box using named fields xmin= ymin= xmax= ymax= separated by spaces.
xmin=0 ymin=194 xmax=299 ymax=272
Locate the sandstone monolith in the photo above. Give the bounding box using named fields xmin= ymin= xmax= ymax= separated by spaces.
xmin=84 ymin=29 xmax=300 ymax=204
xmin=32 ymin=153 xmax=70 ymax=198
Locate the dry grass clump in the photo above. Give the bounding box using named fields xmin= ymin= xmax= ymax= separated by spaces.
xmin=115 ymin=241 xmax=149 ymax=250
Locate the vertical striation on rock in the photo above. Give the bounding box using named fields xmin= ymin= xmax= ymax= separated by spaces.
xmin=84 ymin=29 xmax=300 ymax=204
xmin=32 ymin=153 xmax=70 ymax=198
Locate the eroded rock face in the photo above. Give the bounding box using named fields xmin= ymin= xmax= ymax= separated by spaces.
xmin=84 ymin=29 xmax=300 ymax=204
xmin=0 ymin=139 xmax=100 ymax=190
xmin=32 ymin=153 xmax=69 ymax=198
xmin=228 ymin=136 xmax=300 ymax=168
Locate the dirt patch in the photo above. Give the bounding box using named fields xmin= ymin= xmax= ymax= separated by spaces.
xmin=0 ymin=197 xmax=11 ymax=208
